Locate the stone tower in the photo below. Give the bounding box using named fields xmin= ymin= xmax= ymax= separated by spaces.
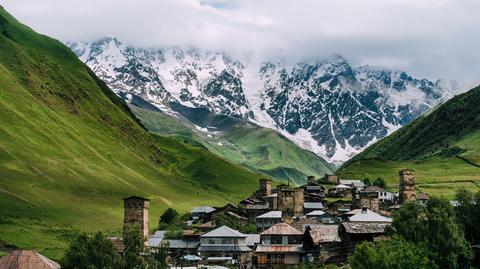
xmin=307 ymin=176 xmax=316 ymax=185
xmin=293 ymin=188 xmax=305 ymax=217
xmin=123 ymin=196 xmax=150 ymax=238
xmin=359 ymin=191 xmax=379 ymax=212
xmin=259 ymin=178 xmax=272 ymax=197
xmin=399 ymin=169 xmax=416 ymax=204
xmin=277 ymin=185 xmax=294 ymax=218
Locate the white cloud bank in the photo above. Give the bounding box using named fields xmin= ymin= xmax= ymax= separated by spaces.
xmin=2 ymin=0 xmax=480 ymax=87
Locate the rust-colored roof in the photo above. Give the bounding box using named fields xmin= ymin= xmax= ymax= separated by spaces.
xmin=256 ymin=245 xmax=304 ymax=253
xmin=261 ymin=223 xmax=302 ymax=235
xmin=417 ymin=192 xmax=430 ymax=200
xmin=0 ymin=250 xmax=60 ymax=269
xmin=307 ymin=225 xmax=341 ymax=244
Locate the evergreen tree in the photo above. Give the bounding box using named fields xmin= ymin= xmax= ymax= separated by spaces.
xmin=159 ymin=208 xmax=178 ymax=225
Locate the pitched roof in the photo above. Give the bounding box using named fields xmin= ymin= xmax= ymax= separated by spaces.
xmin=245 ymin=204 xmax=270 ymax=210
xmin=261 ymin=223 xmax=302 ymax=235
xmin=147 ymin=231 xmax=166 ymax=247
xmin=256 ymin=211 xmax=282 ymax=219
xmin=304 ymin=202 xmax=324 ymax=209
xmin=201 ymin=225 xmax=246 ymax=238
xmin=332 ymin=184 xmax=351 ymax=189
xmin=306 ymin=210 xmax=326 ymax=216
xmin=307 ymin=225 xmax=341 ymax=244
xmin=342 ymin=222 xmax=389 ymax=234
xmin=0 ymin=250 xmax=60 ymax=269
xmin=245 ymin=234 xmax=261 ymax=246
xmin=166 ymin=239 xmax=200 ymax=249
xmin=256 ymin=245 xmax=304 ymax=253
xmin=349 ymin=209 xmax=392 ymax=223
xmin=191 ymin=206 xmax=216 ymax=214
xmin=363 ymin=185 xmax=386 ymax=192
xmin=339 ymin=180 xmax=365 ymax=188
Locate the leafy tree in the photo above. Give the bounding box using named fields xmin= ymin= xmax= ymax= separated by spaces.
xmin=123 ymin=225 xmax=147 ymax=269
xmin=373 ymin=177 xmax=386 ymax=189
xmin=164 ymin=229 xmax=183 ymax=239
xmin=349 ymin=237 xmax=433 ymax=269
xmin=212 ymin=212 xmax=255 ymax=234
xmin=392 ymin=198 xmax=472 ymax=268
xmin=61 ymin=232 xmax=124 ymax=269
xmin=455 ymin=189 xmax=480 ymax=243
xmin=160 ymin=208 xmax=178 ymax=225
xmin=363 ymin=178 xmax=371 ymax=187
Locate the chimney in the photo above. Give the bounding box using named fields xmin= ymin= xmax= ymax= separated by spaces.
xmin=361 ymin=206 xmax=368 ymax=213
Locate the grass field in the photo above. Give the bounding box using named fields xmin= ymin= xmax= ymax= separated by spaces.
xmin=338 ymin=157 xmax=480 ymax=198
xmin=0 ymin=7 xmax=263 ymax=260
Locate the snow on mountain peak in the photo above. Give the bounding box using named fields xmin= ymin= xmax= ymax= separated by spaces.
xmin=67 ymin=37 xmax=460 ymax=163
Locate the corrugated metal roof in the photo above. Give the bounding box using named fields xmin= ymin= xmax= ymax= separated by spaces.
xmin=306 ymin=210 xmax=326 ymax=216
xmin=191 ymin=206 xmax=216 ymax=213
xmin=342 ymin=222 xmax=389 ymax=234
xmin=245 ymin=234 xmax=261 ymax=246
xmin=349 ymin=209 xmax=392 ymax=223
xmin=198 ymin=245 xmax=252 ymax=252
xmin=332 ymin=184 xmax=351 ymax=189
xmin=304 ymin=202 xmax=324 ymax=209
xmin=256 ymin=245 xmax=304 ymax=253
xmin=245 ymin=204 xmax=270 ymax=210
xmin=201 ymin=225 xmax=246 ymax=238
xmin=261 ymin=223 xmax=302 ymax=235
xmin=0 ymin=250 xmax=60 ymax=269
xmin=166 ymin=240 xmax=200 ymax=249
xmin=339 ymin=180 xmax=365 ymax=188
xmin=307 ymin=225 xmax=341 ymax=244
xmin=256 ymin=211 xmax=282 ymax=219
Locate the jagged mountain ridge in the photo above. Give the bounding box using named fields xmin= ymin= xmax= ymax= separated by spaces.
xmin=68 ymin=37 xmax=459 ymax=163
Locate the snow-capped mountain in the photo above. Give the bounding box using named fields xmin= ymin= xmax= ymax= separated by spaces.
xmin=67 ymin=37 xmax=459 ymax=164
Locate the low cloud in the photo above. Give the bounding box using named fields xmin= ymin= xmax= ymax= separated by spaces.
xmin=3 ymin=0 xmax=480 ymax=87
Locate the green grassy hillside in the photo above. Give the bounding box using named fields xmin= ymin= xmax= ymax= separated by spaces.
xmin=340 ymin=86 xmax=480 ymax=198
xmin=130 ymin=104 xmax=335 ymax=185
xmin=0 ymin=6 xmax=262 ymax=259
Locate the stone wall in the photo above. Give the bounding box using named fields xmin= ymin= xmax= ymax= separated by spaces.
xmin=359 ymin=191 xmax=379 ymax=212
xmin=259 ymin=179 xmax=272 ymax=197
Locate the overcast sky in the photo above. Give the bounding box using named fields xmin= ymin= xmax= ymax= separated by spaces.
xmin=2 ymin=0 xmax=480 ymax=88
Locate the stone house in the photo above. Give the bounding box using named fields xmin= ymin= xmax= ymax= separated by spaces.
xmin=303 ymin=225 xmax=348 ymax=264
xmin=191 ymin=206 xmax=216 ymax=222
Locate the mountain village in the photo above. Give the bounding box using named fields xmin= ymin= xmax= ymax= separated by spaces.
xmin=108 ymin=170 xmax=429 ymax=268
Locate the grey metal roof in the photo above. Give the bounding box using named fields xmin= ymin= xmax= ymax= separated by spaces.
xmin=191 ymin=206 xmax=216 ymax=213
xmin=198 ymin=245 xmax=252 ymax=252
xmin=147 ymin=231 xmax=166 ymax=247
xmin=201 ymin=225 xmax=247 ymax=238
xmin=339 ymin=180 xmax=365 ymax=188
xmin=306 ymin=210 xmax=326 ymax=216
xmin=245 ymin=234 xmax=261 ymax=246
xmin=304 ymin=202 xmax=324 ymax=209
xmin=256 ymin=211 xmax=282 ymax=219
xmin=349 ymin=209 xmax=392 ymax=223
xmin=166 ymin=240 xmax=200 ymax=249
xmin=261 ymin=223 xmax=302 ymax=235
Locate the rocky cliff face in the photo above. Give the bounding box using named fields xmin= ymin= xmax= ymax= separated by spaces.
xmin=68 ymin=37 xmax=459 ymax=164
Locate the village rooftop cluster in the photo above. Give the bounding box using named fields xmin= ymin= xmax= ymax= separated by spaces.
xmin=114 ymin=169 xmax=430 ymax=268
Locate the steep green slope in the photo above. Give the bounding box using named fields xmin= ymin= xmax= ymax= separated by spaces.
xmin=340 ymin=86 xmax=480 ymax=197
xmin=129 ymin=102 xmax=335 ymax=185
xmin=0 ymin=6 xmax=261 ymax=259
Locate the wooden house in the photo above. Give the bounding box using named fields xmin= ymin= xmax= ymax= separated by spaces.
xmin=256 ymin=223 xmax=305 ymax=267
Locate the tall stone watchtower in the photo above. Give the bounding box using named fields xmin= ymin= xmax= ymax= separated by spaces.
xmin=123 ymin=196 xmax=150 ymax=238
xmin=259 ymin=178 xmax=272 ymax=197
xmin=399 ymin=169 xmax=416 ymax=204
